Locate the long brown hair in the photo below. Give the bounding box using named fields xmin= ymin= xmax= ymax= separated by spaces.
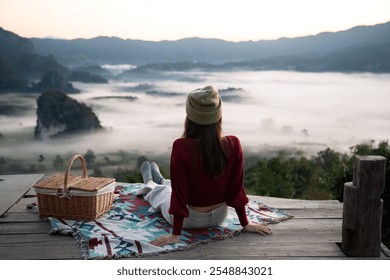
xmin=183 ymin=116 xmax=228 ymax=177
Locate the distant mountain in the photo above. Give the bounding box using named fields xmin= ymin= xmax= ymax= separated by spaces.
xmin=0 ymin=28 xmax=108 ymax=93
xmin=218 ymin=40 xmax=390 ymax=73
xmin=321 ymin=41 xmax=390 ymax=72
xmin=0 ymin=27 xmax=68 ymax=78
xmin=0 ymin=27 xmax=32 ymax=91
xmin=2 ymin=21 xmax=390 ymax=89
xmin=30 ymin=21 xmax=390 ymax=71
xmin=116 ymin=40 xmax=390 ymax=79
xmin=0 ymin=27 xmax=34 ymax=59
xmin=0 ymin=27 xmax=70 ymax=92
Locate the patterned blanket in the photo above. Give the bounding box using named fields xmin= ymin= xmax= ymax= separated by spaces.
xmin=46 ymin=183 xmax=293 ymax=259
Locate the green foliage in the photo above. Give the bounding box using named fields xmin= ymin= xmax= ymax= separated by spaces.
xmin=0 ymin=156 xmax=46 ymax=174
xmin=83 ymin=149 xmax=96 ymax=167
xmin=111 ymin=157 xmax=169 ymax=184
xmin=52 ymin=155 xmax=64 ymax=169
xmin=244 ymin=140 xmax=390 ymax=249
xmin=245 ymin=141 xmax=390 ymax=201
xmin=91 ymin=168 xmax=104 ymax=177
xmin=110 ymin=168 xmax=142 ymax=183
xmin=245 ymin=151 xmax=338 ymax=199
xmin=245 ymin=152 xmax=295 ymax=198
xmin=313 ymin=148 xmax=353 ymax=201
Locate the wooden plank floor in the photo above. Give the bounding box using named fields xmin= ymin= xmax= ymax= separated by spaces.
xmin=0 ymin=174 xmax=43 ymax=216
xmin=0 ymin=174 xmax=389 ymax=260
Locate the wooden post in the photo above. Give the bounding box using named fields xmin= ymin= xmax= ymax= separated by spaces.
xmin=342 ymin=155 xmax=386 ymax=257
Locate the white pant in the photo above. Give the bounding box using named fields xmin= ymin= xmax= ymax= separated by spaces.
xmin=143 ymin=181 xmax=228 ymax=229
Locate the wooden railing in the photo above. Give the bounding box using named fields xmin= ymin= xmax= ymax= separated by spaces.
xmin=342 ymin=155 xmax=386 ymax=257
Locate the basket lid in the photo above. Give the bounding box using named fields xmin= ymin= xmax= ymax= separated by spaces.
xmin=69 ymin=176 xmax=115 ymax=192
xmin=33 ymin=173 xmax=115 ymax=192
xmin=33 ymin=173 xmax=78 ymax=190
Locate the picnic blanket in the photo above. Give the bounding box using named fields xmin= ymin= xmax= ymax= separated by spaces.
xmin=37 ymin=183 xmax=293 ymax=259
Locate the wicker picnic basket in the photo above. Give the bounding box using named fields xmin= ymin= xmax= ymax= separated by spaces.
xmin=33 ymin=154 xmax=116 ymax=220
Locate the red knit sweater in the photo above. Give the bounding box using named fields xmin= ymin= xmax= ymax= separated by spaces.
xmin=169 ymin=135 xmax=249 ymax=235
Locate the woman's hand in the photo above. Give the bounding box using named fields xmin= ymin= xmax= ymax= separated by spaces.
xmin=150 ymin=234 xmax=181 ymax=247
xmin=243 ymin=221 xmax=273 ymax=235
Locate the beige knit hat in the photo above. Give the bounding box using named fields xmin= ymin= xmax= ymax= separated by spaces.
xmin=186 ymin=85 xmax=222 ymax=125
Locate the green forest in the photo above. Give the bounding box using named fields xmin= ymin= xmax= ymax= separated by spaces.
xmin=1 ymin=140 xmax=389 ymax=248
xmin=243 ymin=140 xmax=390 ymax=249
xmin=245 ymin=140 xmax=390 ymax=249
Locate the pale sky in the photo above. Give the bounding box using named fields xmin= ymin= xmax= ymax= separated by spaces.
xmin=1 ymin=0 xmax=389 ymax=41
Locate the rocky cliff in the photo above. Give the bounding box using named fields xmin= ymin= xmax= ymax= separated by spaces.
xmin=34 ymin=91 xmax=102 ymax=139
xmin=33 ymin=71 xmax=80 ymax=93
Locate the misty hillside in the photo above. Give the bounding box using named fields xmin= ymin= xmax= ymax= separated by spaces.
xmin=30 ymin=21 xmax=390 ymax=67
xmin=0 ymin=28 xmax=106 ymax=93
xmin=0 ymin=27 xmax=69 ymax=92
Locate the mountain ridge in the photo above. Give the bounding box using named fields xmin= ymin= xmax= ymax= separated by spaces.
xmin=30 ymin=21 xmax=390 ymax=66
xmin=1 ymin=21 xmax=390 ymax=94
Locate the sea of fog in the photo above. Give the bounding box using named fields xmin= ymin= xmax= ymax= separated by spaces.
xmin=1 ymin=70 xmax=390 ymax=160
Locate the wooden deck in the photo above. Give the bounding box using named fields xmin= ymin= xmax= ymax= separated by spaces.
xmin=0 ymin=174 xmax=389 ymax=260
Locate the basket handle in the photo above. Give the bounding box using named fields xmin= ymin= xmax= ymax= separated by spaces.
xmin=63 ymin=154 xmax=88 ymax=191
